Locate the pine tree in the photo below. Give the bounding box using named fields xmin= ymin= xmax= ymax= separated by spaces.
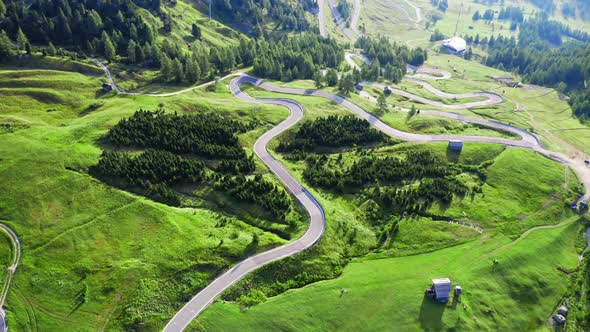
xmin=48 ymin=42 xmax=57 ymax=56
xmin=0 ymin=30 xmax=12 ymax=61
xmin=353 ymin=67 xmax=361 ymax=83
xmin=191 ymin=23 xmax=201 ymax=40
xmin=102 ymin=32 xmax=116 ymax=61
xmin=160 ymin=55 xmax=172 ymax=81
xmin=16 ymin=28 xmax=28 ymax=51
xmin=172 ymin=57 xmax=184 ymax=82
xmin=464 ymin=47 xmax=473 ymax=60
xmin=127 ymin=39 xmax=137 ymax=63
xmin=313 ymin=71 xmax=324 ymax=89
xmin=376 ymin=93 xmax=388 ymax=116
xmin=326 ymin=68 xmax=339 ymax=87
xmin=135 ymin=44 xmax=145 ymax=64
xmin=185 ymin=57 xmax=201 ymax=83
xmin=338 ymin=74 xmax=354 ymax=96
xmin=0 ymin=0 xmax=6 ymax=18
xmin=472 ymin=11 xmax=481 ymax=21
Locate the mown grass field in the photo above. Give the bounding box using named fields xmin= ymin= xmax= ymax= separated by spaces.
xmin=243 ymin=81 xmax=514 ymax=139
xmin=0 ymin=62 xmax=305 ymax=330
xmin=198 ymin=220 xmax=581 ymax=331
xmin=355 ymin=0 xmax=590 ymax=46
xmin=430 ymin=0 xmax=590 ymax=40
xmin=344 ymin=50 xmax=590 ymax=156
xmin=196 ymin=118 xmax=581 ymax=330
xmin=197 ymin=42 xmax=586 ymax=330
xmin=356 ymin=0 xmax=430 ymax=46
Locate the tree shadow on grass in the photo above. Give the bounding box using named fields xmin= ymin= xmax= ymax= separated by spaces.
xmin=446 ymin=146 xmax=461 ymax=163
xmin=418 ymin=294 xmax=446 ymax=331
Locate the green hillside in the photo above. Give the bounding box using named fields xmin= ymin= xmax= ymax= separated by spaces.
xmin=0 ymin=67 xmax=304 ymax=330
xmin=198 ymin=220 xmax=581 ymax=331
xmin=0 ymin=0 xmax=589 ymax=329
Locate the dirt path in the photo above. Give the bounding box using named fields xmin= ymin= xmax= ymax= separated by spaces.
xmin=485 ymin=218 xmax=577 ymax=260
xmin=317 ymin=0 xmax=327 ymax=37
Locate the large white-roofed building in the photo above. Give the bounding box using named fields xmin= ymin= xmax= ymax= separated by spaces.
xmin=442 ymin=36 xmax=466 ymax=55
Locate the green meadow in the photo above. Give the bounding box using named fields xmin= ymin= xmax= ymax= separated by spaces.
xmin=194 ymin=55 xmax=584 ymax=330
xmin=0 ymin=20 xmax=588 ymax=329
xmin=198 ymin=220 xmax=582 ymax=331
xmin=0 ymin=62 xmax=303 ymax=330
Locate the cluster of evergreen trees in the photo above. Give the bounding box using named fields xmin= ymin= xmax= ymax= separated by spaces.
xmin=472 ymin=9 xmax=495 ymax=21
xmin=304 ymin=151 xmax=451 ymax=191
xmin=354 ymin=36 xmax=427 ymax=82
xmin=303 ymin=150 xmax=486 ymax=214
xmin=1 ymin=0 xmax=156 ymax=59
xmin=527 ymin=0 xmax=555 ymax=13
xmin=473 ymin=6 xmax=524 ymax=22
xmin=252 ymin=34 xmax=343 ymax=81
xmin=103 ymin=110 xmax=252 ymax=162
xmin=91 ymin=149 xmax=207 ymax=206
xmin=216 ymin=174 xmax=291 ymax=221
xmin=364 ymin=177 xmax=467 ymax=214
xmin=213 ymin=0 xmax=315 ymax=32
xmin=0 ymin=0 xmax=338 ymax=85
xmin=471 ymin=17 xmax=590 ymax=120
xmin=336 ymin=0 xmax=351 ymax=21
xmin=277 ymin=115 xmax=387 ymax=153
xmin=93 ymin=110 xmax=293 ymax=218
xmin=430 ymin=0 xmax=448 ymax=12
xmin=303 ymin=150 xmax=492 ymax=215
xmin=497 ymin=6 xmax=525 ymax=22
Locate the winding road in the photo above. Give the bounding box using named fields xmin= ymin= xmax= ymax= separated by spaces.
xmin=321 ymin=0 xmax=421 ymax=41
xmin=345 ymin=52 xmax=502 ymax=109
xmin=326 ymin=0 xmax=357 ymax=40
xmin=163 ymin=74 xmax=590 ymax=331
xmin=162 ymin=77 xmax=326 ymax=332
xmin=350 ymin=0 xmax=362 ymax=36
xmin=93 ymin=61 xmax=590 ymax=332
xmin=0 ymin=223 xmax=21 ymax=332
xmin=0 ymin=224 xmax=20 ymax=308
xmin=318 ymin=0 xmax=327 ymax=37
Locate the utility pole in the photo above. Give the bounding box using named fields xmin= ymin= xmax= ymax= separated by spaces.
xmin=209 ymin=0 xmax=212 ymax=20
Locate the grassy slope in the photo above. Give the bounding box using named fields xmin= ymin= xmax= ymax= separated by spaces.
xmin=0 ymin=67 xmax=300 ymax=330
xmin=349 ymin=50 xmax=590 ymax=156
xmin=107 ymin=0 xmax=245 ymax=92
xmin=357 ymin=0 xmax=590 ymax=46
xmin=428 ymin=146 xmax=580 ymax=236
xmin=198 ymin=220 xmax=580 ymax=331
xmin=193 ymin=90 xmax=581 ymax=329
xmin=431 ymin=0 xmax=590 ymax=39
xmin=358 ymin=0 xmax=430 ymax=45
xmin=244 ymin=81 xmax=515 ymax=139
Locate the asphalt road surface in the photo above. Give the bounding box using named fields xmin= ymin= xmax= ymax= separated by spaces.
xmin=0 ymin=224 xmax=21 ymax=332
xmin=327 ymin=0 xmax=357 ymax=40
xmin=345 ymin=52 xmax=498 ymax=109
xmin=318 ymin=0 xmax=327 ymax=37
xmin=162 ymin=74 xmax=590 ymax=331
xmin=350 ymin=0 xmax=362 ymax=36
xmin=92 ymin=61 xmax=590 ymax=331
xmin=162 ymin=76 xmax=326 ymax=332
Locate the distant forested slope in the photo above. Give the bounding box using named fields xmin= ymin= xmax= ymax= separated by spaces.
xmin=465 ymin=16 xmax=590 ymax=122
xmin=213 ymin=0 xmax=316 ymax=32
xmin=0 ymin=0 xmax=341 ymax=84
